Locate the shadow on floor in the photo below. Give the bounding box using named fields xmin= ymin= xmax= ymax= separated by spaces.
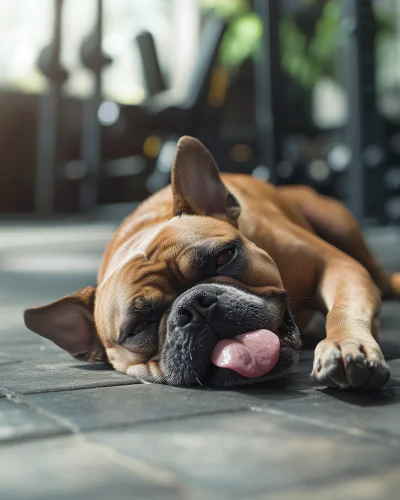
xmin=319 ymin=385 xmax=400 ymax=407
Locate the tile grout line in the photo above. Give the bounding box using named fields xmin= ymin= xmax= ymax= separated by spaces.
xmin=0 ymin=381 xmax=139 ymax=397
xmin=3 ymin=392 xmax=80 ymax=434
xmin=83 ymin=406 xmax=250 ymax=434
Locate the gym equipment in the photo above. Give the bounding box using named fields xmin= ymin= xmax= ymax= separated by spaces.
xmin=133 ymin=17 xmax=227 ymax=191
xmin=136 ymin=31 xmax=167 ymax=97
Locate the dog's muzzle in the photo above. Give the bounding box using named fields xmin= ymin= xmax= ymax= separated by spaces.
xmin=161 ymin=283 xmax=300 ymax=387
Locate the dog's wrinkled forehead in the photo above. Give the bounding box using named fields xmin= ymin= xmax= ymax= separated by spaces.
xmin=95 ymin=216 xmax=241 ymax=339
xmin=105 ymin=215 xmax=239 ymax=277
xmin=147 ymin=215 xmax=239 ymax=258
xmin=118 ymin=215 xmax=240 ymax=279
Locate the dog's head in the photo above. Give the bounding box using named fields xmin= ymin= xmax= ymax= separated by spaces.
xmin=24 ymin=137 xmax=300 ymax=387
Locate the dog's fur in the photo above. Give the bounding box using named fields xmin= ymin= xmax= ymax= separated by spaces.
xmin=24 ymin=136 xmax=400 ymax=389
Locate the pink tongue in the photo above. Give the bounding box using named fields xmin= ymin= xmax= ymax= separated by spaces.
xmin=211 ymin=330 xmax=280 ymax=378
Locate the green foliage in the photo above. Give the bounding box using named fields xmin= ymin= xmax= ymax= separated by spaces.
xmin=280 ymin=0 xmax=340 ymax=90
xmin=201 ymin=0 xmax=249 ymax=19
xmin=201 ymin=0 xmax=397 ymax=89
xmin=219 ymin=13 xmax=262 ymax=70
xmin=201 ymin=0 xmax=260 ymax=71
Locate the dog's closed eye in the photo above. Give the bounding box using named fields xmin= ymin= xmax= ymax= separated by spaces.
xmin=132 ymin=322 xmax=150 ymax=335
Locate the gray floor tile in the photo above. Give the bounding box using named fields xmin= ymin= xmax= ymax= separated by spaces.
xmin=252 ymin=384 xmax=400 ymax=441
xmin=1 ymin=272 xmax=96 ymax=313
xmin=21 ymin=385 xmax=244 ymax=430
xmin=0 ymin=352 xmax=19 ymax=366
xmin=0 ymin=223 xmax=400 ymax=498
xmin=0 ymin=360 xmax=137 ymax=396
xmin=0 ymin=398 xmax=68 ymax=442
xmin=21 ymin=384 xmax=305 ymax=432
xmin=89 ymin=410 xmax=400 ymax=498
xmin=262 ymin=464 xmax=400 ymax=500
xmin=0 ymin=435 xmax=187 ymax=500
xmin=0 ymin=341 xmax=73 ymax=362
xmin=0 ymin=331 xmax=44 ymax=347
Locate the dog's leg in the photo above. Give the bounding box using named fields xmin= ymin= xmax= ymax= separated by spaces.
xmin=279 ymin=186 xmax=400 ymax=299
xmin=311 ymin=258 xmax=390 ymax=389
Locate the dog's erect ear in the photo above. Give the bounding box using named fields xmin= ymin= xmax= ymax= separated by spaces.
xmin=24 ymin=286 xmax=106 ymax=363
xmin=171 ymin=136 xmax=241 ymax=223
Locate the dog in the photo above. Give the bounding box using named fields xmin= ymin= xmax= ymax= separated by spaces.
xmin=24 ymin=136 xmax=400 ymax=389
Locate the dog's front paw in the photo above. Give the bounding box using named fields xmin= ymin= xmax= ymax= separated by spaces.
xmin=311 ymin=338 xmax=390 ymax=390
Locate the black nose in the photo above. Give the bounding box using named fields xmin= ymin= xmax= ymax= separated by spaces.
xmin=176 ymin=291 xmax=218 ymax=327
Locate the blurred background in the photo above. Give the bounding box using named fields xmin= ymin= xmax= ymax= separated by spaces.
xmin=2 ymin=5 xmax=400 ymax=496
xmin=1 ymin=0 xmax=400 ymax=224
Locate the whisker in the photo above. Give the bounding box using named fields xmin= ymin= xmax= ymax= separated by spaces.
xmin=268 ymin=312 xmax=286 ymax=327
xmin=194 ymin=373 xmax=204 ymax=387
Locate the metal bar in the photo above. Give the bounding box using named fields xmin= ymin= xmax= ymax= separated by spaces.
xmin=253 ymin=0 xmax=283 ymax=185
xmin=35 ymin=0 xmax=65 ymax=215
xmin=35 ymin=85 xmax=61 ymax=214
xmin=79 ymin=0 xmax=107 ymax=213
xmin=341 ymin=1 xmax=365 ymax=218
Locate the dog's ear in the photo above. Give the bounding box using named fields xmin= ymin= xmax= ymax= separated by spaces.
xmin=24 ymin=286 xmax=106 ymax=363
xmin=171 ymin=136 xmax=241 ymax=223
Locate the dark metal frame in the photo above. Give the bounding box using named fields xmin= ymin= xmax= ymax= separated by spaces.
xmin=341 ymin=0 xmax=385 ymax=221
xmin=253 ymin=0 xmax=284 ymax=185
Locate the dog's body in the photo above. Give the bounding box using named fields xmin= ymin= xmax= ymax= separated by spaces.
xmin=25 ymin=137 xmax=400 ymax=389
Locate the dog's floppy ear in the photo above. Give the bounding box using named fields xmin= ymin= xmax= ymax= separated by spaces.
xmin=24 ymin=286 xmax=106 ymax=362
xmin=171 ymin=136 xmax=241 ymax=223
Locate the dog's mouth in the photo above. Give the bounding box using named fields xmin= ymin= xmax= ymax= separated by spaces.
xmin=162 ymin=284 xmax=301 ymax=387
xmin=210 ymin=307 xmax=300 ymax=380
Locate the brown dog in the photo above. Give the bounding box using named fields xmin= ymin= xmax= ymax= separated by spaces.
xmin=24 ymin=136 xmax=400 ymax=389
